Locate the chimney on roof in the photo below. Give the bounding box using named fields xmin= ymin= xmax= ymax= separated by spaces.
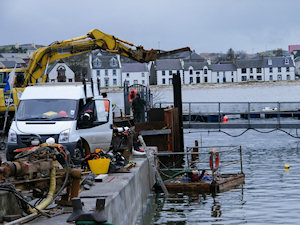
xmin=268 ymin=59 xmax=272 ymax=66
xmin=207 ymin=58 xmax=211 ymax=65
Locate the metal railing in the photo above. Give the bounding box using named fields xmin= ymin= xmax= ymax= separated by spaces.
xmin=154 ymin=101 xmax=300 ymax=129
xmin=155 ymin=145 xmax=243 ymax=181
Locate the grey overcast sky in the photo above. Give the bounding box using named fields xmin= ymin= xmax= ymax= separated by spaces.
xmin=1 ymin=0 xmax=300 ymax=54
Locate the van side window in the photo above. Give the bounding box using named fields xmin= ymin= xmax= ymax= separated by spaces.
xmin=80 ymin=101 xmax=96 ymax=121
xmin=95 ymin=100 xmax=109 ymax=122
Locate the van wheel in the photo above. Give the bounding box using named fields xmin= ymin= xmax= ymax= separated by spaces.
xmin=6 ymin=150 xmax=15 ymax=161
xmin=72 ymin=141 xmax=85 ymax=165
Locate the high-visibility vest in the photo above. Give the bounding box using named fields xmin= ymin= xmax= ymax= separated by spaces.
xmin=104 ymin=100 xmax=109 ymax=112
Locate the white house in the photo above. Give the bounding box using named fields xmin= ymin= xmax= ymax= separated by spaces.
xmin=236 ymin=57 xmax=295 ymax=82
xmin=263 ymin=57 xmax=295 ymax=81
xmin=121 ymin=63 xmax=149 ymax=86
xmin=209 ymin=64 xmax=237 ymax=83
xmin=47 ymin=60 xmax=75 ymax=83
xmin=89 ymin=50 xmax=121 ymax=87
xmin=154 ymin=59 xmax=184 ymax=85
xmin=183 ymin=60 xmax=207 ymax=84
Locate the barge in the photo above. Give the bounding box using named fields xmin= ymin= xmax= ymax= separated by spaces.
xmin=164 ymin=173 xmax=245 ymax=193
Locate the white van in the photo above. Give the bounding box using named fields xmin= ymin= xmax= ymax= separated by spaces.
xmin=6 ymin=83 xmax=113 ymax=162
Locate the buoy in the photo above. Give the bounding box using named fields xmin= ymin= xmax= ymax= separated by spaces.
xmin=284 ymin=163 xmax=290 ymax=169
xmin=222 ymin=115 xmax=228 ymax=123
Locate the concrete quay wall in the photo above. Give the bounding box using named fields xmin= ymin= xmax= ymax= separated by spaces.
xmin=32 ymin=156 xmax=155 ymax=225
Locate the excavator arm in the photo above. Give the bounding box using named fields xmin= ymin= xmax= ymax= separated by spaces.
xmin=24 ymin=29 xmax=190 ymax=86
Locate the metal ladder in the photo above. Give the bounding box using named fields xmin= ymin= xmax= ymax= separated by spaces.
xmin=138 ymin=135 xmax=169 ymax=196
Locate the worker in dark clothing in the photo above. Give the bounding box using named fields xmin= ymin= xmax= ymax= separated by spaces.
xmin=131 ymin=93 xmax=146 ymax=123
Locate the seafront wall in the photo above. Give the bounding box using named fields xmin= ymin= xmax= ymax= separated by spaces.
xmin=32 ymin=156 xmax=155 ymax=225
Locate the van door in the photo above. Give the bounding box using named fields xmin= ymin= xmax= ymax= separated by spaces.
xmin=77 ymin=99 xmax=112 ymax=151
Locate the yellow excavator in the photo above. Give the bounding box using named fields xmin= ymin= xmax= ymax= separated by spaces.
xmin=0 ymin=29 xmax=190 ymax=128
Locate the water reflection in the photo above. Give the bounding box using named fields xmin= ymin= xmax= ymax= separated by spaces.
xmin=138 ymin=129 xmax=300 ymax=225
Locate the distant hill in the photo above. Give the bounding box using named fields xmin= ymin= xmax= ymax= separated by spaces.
xmin=0 ymin=43 xmax=44 ymax=53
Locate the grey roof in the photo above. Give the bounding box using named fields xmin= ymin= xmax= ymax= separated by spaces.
xmin=155 ymin=59 xmax=182 ymax=70
xmin=0 ymin=53 xmax=30 ymax=59
xmin=158 ymin=50 xmax=191 ymax=60
xmin=209 ymin=63 xmax=237 ymax=72
xmin=235 ymin=59 xmax=264 ymax=68
xmin=91 ymin=50 xmax=120 ymax=69
xmin=189 ymin=52 xmax=204 ymax=60
xmin=0 ymin=57 xmax=25 ymax=64
xmin=1 ymin=61 xmax=16 ymax=68
xmin=263 ymin=57 xmax=294 ymax=67
xmin=183 ymin=60 xmax=208 ymax=70
xmin=121 ymin=63 xmax=148 ymax=72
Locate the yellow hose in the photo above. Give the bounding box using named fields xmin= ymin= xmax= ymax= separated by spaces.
xmin=30 ymin=162 xmax=56 ymax=213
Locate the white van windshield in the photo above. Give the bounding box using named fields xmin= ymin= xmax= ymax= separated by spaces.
xmin=16 ymin=99 xmax=78 ymax=121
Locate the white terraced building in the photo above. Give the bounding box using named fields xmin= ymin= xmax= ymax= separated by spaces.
xmin=121 ymin=62 xmax=150 ymax=86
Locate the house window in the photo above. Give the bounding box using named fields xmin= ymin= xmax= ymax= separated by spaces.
xmin=286 ymin=67 xmax=290 ymax=72
xmin=126 ymin=73 xmax=129 ymax=78
xmin=204 ymin=69 xmax=208 ymax=74
xmin=241 ymin=76 xmax=247 ymax=81
xmin=105 ymin=70 xmax=108 ymax=76
xmin=110 ymin=58 xmax=118 ymax=67
xmin=257 ymin=68 xmax=262 ymax=73
xmin=113 ymin=78 xmax=117 ymax=85
xmin=93 ymin=58 xmax=102 ymax=67
xmin=278 ymin=67 xmax=281 ymax=72
xmin=113 ymin=69 xmax=116 ymax=76
xmin=189 ymin=69 xmax=193 ymax=75
xmin=278 ymin=74 xmax=282 ymax=80
xmin=57 ymin=65 xmax=66 ymax=82
xmin=217 ymin=78 xmax=219 ymax=83
xmin=162 ymin=71 xmax=165 ymax=76
xmin=142 ymin=72 xmax=145 ymax=77
xmin=189 ymin=77 xmax=193 ymax=84
xmin=162 ymin=78 xmax=165 ymax=84
xmin=269 ymin=75 xmax=273 ymax=80
xmin=217 ymin=72 xmax=219 ymax=77
xmin=204 ymin=77 xmax=208 ymax=82
xmin=97 ymin=70 xmax=100 ymax=76
xmin=142 ymin=80 xmax=145 ymax=84
xmin=231 ymin=72 xmax=234 ymax=76
xmin=285 ymin=58 xmax=289 ymax=64
xmin=250 ymin=75 xmax=254 ymax=80
xmin=177 ymin=70 xmax=180 ymax=75
xmin=231 ymin=78 xmax=234 ymax=82
xmin=250 ymin=68 xmax=253 ymax=73
xmin=257 ymin=76 xmax=262 ymax=81
xmin=105 ymin=78 xmax=109 ymax=87
xmin=287 ymin=75 xmax=290 ymax=80
xmin=169 ymin=71 xmax=172 ymax=75
xmin=241 ymin=68 xmax=246 ymax=74
xmin=196 ymin=71 xmax=200 ymax=75
xmin=269 ymin=67 xmax=273 ymax=73
xmin=134 ymin=80 xmax=138 ymax=84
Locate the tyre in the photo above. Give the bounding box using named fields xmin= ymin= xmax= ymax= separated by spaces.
xmin=6 ymin=149 xmax=15 ymax=161
xmin=72 ymin=141 xmax=85 ymax=165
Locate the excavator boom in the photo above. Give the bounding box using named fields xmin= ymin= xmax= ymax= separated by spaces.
xmin=24 ymin=29 xmax=190 ymax=86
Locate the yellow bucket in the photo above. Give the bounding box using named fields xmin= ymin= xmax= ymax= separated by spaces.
xmin=88 ymin=158 xmax=110 ymax=174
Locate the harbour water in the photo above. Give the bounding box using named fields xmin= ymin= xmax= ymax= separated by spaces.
xmin=129 ymin=82 xmax=300 ymax=225
xmin=137 ymin=129 xmax=300 ymax=224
